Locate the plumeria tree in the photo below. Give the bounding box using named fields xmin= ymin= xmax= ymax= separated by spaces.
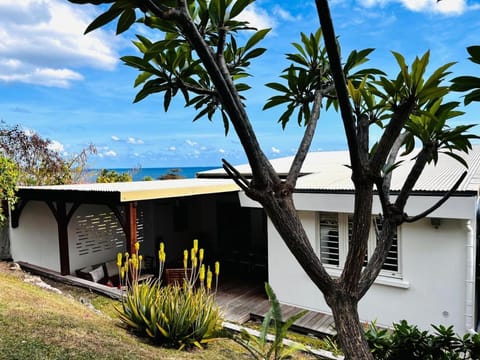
xmin=69 ymin=0 xmax=478 ymax=358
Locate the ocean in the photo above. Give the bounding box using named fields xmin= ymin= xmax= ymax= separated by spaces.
xmin=104 ymin=166 xmax=218 ymax=181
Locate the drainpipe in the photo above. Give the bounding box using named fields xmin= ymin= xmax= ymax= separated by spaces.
xmin=465 ymin=211 xmax=477 ymax=333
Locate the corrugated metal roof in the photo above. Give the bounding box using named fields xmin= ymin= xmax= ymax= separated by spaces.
xmin=197 ymin=150 xmax=352 ymax=178
xmin=19 ymin=178 xmax=239 ymax=202
xmin=199 ymin=145 xmax=480 ymax=193
xmin=296 ymin=145 xmax=480 ymax=193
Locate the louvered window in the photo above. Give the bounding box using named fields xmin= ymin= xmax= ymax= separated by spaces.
xmin=319 ymin=213 xmax=340 ymax=266
xmin=318 ymin=212 xmax=401 ymax=278
xmin=374 ymin=217 xmax=399 ymax=273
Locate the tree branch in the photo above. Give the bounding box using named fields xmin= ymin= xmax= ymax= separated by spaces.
xmin=403 ymin=171 xmax=467 ymax=223
xmin=315 ymin=0 xmax=361 ymax=176
xmin=285 ymin=90 xmax=322 ymax=188
xmin=146 ymin=0 xmax=279 ymax=189
xmin=369 ymin=97 xmax=416 ymax=175
xmin=394 ymin=145 xmax=433 ymax=211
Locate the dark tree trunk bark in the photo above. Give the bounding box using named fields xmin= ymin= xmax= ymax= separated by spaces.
xmin=327 ymin=292 xmax=373 ymax=360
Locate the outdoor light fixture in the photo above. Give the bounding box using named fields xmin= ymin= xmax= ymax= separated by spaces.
xmin=430 ymin=218 xmax=442 ymax=229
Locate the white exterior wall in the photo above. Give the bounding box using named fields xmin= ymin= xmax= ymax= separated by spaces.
xmin=268 ymin=215 xmax=470 ymax=332
xmin=256 ymin=192 xmax=478 ymax=334
xmin=10 ymin=201 xmax=60 ymax=272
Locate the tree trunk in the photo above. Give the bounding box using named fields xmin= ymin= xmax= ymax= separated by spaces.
xmin=327 ymin=292 xmax=373 ymax=360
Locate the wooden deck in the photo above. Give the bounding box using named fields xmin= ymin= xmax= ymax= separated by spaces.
xmin=18 ymin=262 xmax=335 ymax=336
xmin=216 ymin=278 xmax=336 ymax=336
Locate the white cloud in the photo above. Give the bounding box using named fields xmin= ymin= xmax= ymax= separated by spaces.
xmin=271 ymin=147 xmax=281 ymax=154
xmin=237 ymin=4 xmax=275 ymax=29
xmin=169 ymin=146 xmax=176 ymax=151
xmin=127 ymin=137 xmax=144 ymax=144
xmin=0 ymin=0 xmax=118 ymax=87
xmin=47 ymin=140 xmax=65 ymax=153
xmin=357 ymin=0 xmax=466 ymax=14
xmin=219 ymin=148 xmax=225 ymax=154
xmin=272 ymin=6 xmax=301 ymax=22
xmin=111 ymin=135 xmax=120 ymax=141
xmin=185 ymin=139 xmax=198 ymax=146
xmin=104 ymin=150 xmax=117 ymax=157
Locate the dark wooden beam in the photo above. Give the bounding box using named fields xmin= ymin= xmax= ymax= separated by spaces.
xmin=56 ymin=201 xmax=70 ymax=275
xmin=126 ymin=202 xmax=138 ymax=255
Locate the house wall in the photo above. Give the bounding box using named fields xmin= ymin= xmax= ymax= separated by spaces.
xmin=9 ymin=201 xmax=60 ymax=272
xmin=268 ymin=214 xmax=472 ymax=332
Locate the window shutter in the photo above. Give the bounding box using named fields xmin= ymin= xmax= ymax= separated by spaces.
xmin=319 ymin=213 xmax=339 ymax=266
xmin=374 ymin=217 xmax=399 ymax=273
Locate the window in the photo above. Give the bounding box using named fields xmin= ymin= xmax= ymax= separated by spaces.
xmin=318 ymin=212 xmax=401 ymax=277
xmin=319 ymin=213 xmax=340 ymax=266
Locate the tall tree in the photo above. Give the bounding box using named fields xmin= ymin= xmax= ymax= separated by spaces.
xmin=0 ymin=156 xmax=19 ymax=226
xmin=69 ymin=1 xmax=478 ymax=358
xmin=0 ymin=122 xmax=96 ymax=185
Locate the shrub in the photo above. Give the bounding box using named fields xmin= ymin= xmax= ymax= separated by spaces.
xmin=365 ymin=320 xmax=480 ymax=359
xmin=115 ymin=240 xmax=223 ymax=350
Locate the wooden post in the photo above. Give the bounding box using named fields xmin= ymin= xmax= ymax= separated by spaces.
xmin=56 ymin=201 xmax=70 ymax=275
xmin=126 ymin=202 xmax=138 ymax=255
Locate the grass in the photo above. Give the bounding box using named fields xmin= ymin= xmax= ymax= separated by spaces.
xmin=0 ymin=262 xmax=252 ymax=360
xmin=0 ymin=262 xmax=328 ymax=359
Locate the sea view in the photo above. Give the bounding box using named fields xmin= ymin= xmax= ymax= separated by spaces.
xmin=102 ymin=166 xmax=218 ymax=181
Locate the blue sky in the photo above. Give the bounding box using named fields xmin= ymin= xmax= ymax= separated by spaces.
xmin=0 ymin=0 xmax=479 ymax=169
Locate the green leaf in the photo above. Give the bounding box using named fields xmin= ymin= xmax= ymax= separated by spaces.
xmin=265 ymin=82 xmax=291 ymax=93
xmin=116 ymin=8 xmax=136 ymax=35
xmin=85 ymin=5 xmax=123 ymax=34
xmin=244 ymin=29 xmax=270 ymax=51
xmin=229 ymin=0 xmax=253 ymax=19
xmin=467 ymin=45 xmax=480 ymax=64
xmin=450 ymin=76 xmax=480 ymax=91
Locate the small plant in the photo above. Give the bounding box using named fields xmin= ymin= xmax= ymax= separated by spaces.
xmin=233 ymin=283 xmax=307 ymax=359
xmin=365 ymin=319 xmax=480 ymax=359
xmin=115 ymin=240 xmax=222 ymax=350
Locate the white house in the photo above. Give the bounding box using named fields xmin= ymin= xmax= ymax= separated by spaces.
xmin=8 ymin=146 xmax=480 ymax=334
xmin=232 ymin=147 xmax=480 ymax=334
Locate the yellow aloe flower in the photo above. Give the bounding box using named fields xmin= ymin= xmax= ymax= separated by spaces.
xmin=215 ymin=261 xmax=220 ymax=276
xmin=199 ymin=264 xmax=205 ymax=282
xmin=116 ymin=252 xmax=123 ymax=267
xmin=134 ymin=242 xmax=140 ymax=251
xmin=159 ymin=242 xmax=165 ymax=252
xmin=120 ymin=268 xmax=125 ymax=279
xmin=193 ymin=238 xmax=198 ymax=252
xmin=192 ymin=256 xmax=198 ymax=268
xmin=206 ymin=268 xmax=213 ymax=290
xmin=191 ymin=248 xmax=196 ymax=260
xmin=138 ymin=255 xmax=143 ymax=262
xmin=199 ymin=248 xmax=204 ymax=262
